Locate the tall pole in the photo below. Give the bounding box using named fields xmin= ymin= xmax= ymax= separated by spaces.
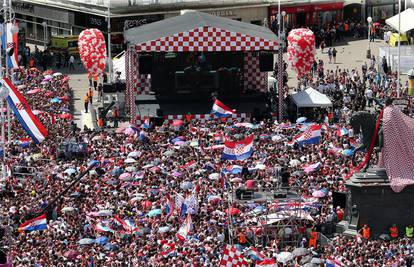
xmin=0 ymin=34 xmax=3 ymax=180
xmin=107 ymin=0 xmax=113 ymax=83
xmin=397 ymin=0 xmax=401 ymax=97
xmin=3 ymin=0 xmax=10 ymax=144
xmin=277 ymin=0 xmax=283 ymax=123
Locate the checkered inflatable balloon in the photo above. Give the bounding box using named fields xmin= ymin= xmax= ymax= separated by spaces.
xmin=287 ymin=28 xmax=316 ymax=78
xmin=78 ymin=28 xmax=107 ymax=76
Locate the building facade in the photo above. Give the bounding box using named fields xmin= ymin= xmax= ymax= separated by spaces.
xmin=365 ymin=0 xmax=402 ymax=22
xmin=13 ymin=0 xmax=270 ymax=54
xmin=268 ymin=1 xmax=345 ymax=29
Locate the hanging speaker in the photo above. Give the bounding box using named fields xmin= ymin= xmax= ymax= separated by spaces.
xmin=259 ymin=52 xmax=274 ymax=72
xmin=139 ymin=54 xmax=153 ymax=74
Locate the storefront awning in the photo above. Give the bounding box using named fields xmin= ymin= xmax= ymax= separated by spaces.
xmin=386 ymin=8 xmax=414 ymax=34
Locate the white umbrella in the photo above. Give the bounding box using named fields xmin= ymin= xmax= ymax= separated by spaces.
xmin=125 ymin=166 xmax=137 ymax=172
xmin=277 ymin=252 xmax=293 ymax=263
xmin=292 ymin=247 xmax=310 ymax=257
xmin=124 ymin=158 xmax=137 ymax=163
xmin=296 ymin=117 xmax=307 ymax=123
xmin=180 ymin=181 xmax=194 ymax=190
xmin=128 ymin=151 xmax=141 ymax=158
xmin=289 ymin=159 xmax=301 ymax=167
xmin=97 ymin=210 xmax=113 ymax=216
xmin=272 ymin=135 xmax=283 ymax=142
xmin=230 ymin=177 xmax=242 ymax=183
xmin=158 ymin=226 xmax=171 ymax=233
xmin=78 ymin=238 xmax=95 ymax=245
xmin=255 ymin=163 xmax=266 ymax=170
xmin=61 ymin=206 xmax=75 ymax=212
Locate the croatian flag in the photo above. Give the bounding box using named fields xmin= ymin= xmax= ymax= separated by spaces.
xmin=222 ymin=135 xmax=254 ymax=161
xmin=223 ymin=165 xmax=243 ymax=174
xmin=160 ymin=242 xmax=176 ymax=256
xmin=113 ymin=215 xmax=138 ymax=234
xmin=336 ymin=127 xmax=348 ymax=137
xmin=18 ymin=214 xmax=48 ymax=232
xmin=176 ymin=213 xmax=192 ymax=241
xmin=211 ymin=99 xmax=236 ymax=118
xmin=1 ymin=23 xmax=19 ymax=69
xmin=180 ymin=160 xmax=196 ymax=169
xmin=291 ymin=124 xmax=322 ymax=146
xmin=326 ymin=257 xmax=346 ymax=267
xmin=247 ymin=247 xmax=266 ymax=262
xmin=2 ymin=78 xmax=48 ymax=143
xmin=143 ymin=117 xmax=150 ymax=129
xmin=165 ymin=195 xmax=175 ymax=218
xmin=94 ymin=222 xmax=114 ymax=233
xmin=304 ymin=162 xmax=322 ymax=173
xmin=349 ymin=138 xmax=359 ymax=148
xmin=257 ymin=259 xmax=277 ymax=267
xmin=18 ymin=138 xmax=31 ymax=148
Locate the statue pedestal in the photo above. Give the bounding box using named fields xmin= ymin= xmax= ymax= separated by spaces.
xmin=344 ymin=168 xmax=414 ymax=236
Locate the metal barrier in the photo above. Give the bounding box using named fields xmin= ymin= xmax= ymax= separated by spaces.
xmin=11 ymin=166 xmax=45 ymax=180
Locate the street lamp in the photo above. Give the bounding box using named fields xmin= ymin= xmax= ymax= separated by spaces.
xmin=0 ymin=24 xmax=3 ymax=78
xmin=277 ymin=7 xmax=286 ymax=123
xmin=42 ymin=21 xmax=47 ymax=51
xmin=386 ymin=31 xmax=392 ymax=71
xmin=0 ymin=85 xmax=9 ymax=179
xmin=366 ymin=16 xmax=372 ymax=59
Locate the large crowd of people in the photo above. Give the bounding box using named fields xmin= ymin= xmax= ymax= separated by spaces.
xmin=0 ymin=24 xmax=412 ymax=267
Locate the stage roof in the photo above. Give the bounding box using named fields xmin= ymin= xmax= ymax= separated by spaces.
xmin=124 ymin=11 xmax=279 ymax=52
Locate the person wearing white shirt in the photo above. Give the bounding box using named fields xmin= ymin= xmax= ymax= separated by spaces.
xmin=365 ymin=88 xmax=373 ymax=107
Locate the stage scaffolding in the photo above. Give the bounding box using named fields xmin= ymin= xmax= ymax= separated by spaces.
xmin=227 ymin=169 xmax=307 ymax=248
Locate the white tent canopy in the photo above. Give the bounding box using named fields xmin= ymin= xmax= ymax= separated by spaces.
xmin=385 ymin=8 xmax=414 ymax=33
xmin=291 ymin=87 xmax=333 ymax=108
xmin=112 ymin=51 xmax=125 ymax=81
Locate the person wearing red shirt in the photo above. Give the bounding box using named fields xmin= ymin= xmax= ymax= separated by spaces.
xmin=336 ymin=206 xmax=344 ymax=221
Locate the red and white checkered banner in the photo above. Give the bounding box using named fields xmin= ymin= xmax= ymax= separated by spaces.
xmin=219 ymin=245 xmax=248 ymax=267
xmin=135 ymin=26 xmax=278 ymax=52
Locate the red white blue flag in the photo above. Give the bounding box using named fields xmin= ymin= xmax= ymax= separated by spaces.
xmin=165 ymin=195 xmax=175 ymax=218
xmin=211 ymin=99 xmax=236 ymax=118
xmin=1 ymin=23 xmax=19 ymax=69
xmin=2 ymin=78 xmax=48 ymax=143
xmin=176 ymin=213 xmax=192 ymax=241
xmin=222 ymin=135 xmax=254 ymax=161
xmin=290 ymin=124 xmax=322 ymax=146
xmin=18 ymin=214 xmax=48 ymax=232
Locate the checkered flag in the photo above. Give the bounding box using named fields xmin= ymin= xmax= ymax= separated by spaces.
xmin=220 ymin=245 xmax=248 ymax=267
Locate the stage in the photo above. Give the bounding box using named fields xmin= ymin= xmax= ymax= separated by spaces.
xmin=123 ymin=11 xmax=279 ymax=124
xmin=135 ymin=91 xmax=269 ymax=117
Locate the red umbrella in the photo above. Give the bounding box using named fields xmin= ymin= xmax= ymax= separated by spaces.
xmin=149 ymin=166 xmax=161 ymax=173
xmin=27 ymin=88 xmax=41 ymax=94
xmin=227 ymin=207 xmax=241 ymax=216
xmin=141 ymin=200 xmax=153 ymax=210
xmin=60 ymin=95 xmax=70 ymax=101
xmin=172 ymin=120 xmax=184 ymax=127
xmin=246 ymin=180 xmax=255 ymax=189
xmin=45 ymin=91 xmax=54 ymax=97
xmin=59 ymin=113 xmax=73 ymax=120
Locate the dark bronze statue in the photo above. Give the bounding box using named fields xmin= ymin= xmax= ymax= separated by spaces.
xmin=349 ymin=111 xmax=380 ymax=171
xmin=349 ymin=98 xmax=392 ymax=171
